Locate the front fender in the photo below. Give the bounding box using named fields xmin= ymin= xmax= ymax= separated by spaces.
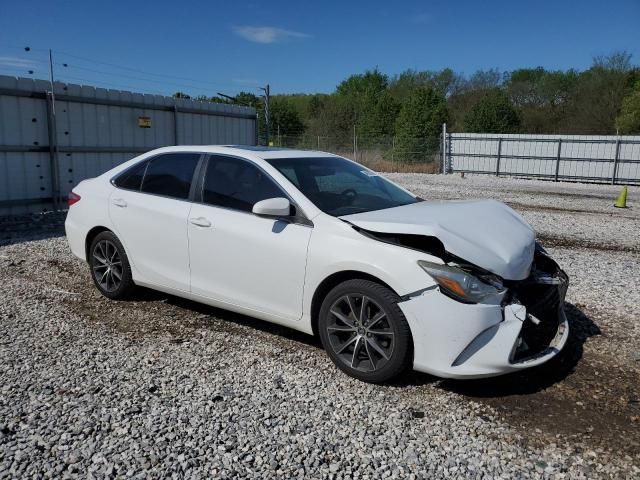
xmin=301 ymin=215 xmax=439 ymax=326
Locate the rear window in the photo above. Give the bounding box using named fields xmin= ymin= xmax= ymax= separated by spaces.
xmin=140 ymin=153 xmax=200 ymax=199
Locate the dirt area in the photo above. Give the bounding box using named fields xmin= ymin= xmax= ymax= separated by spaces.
xmin=443 ymin=304 xmax=640 ymax=455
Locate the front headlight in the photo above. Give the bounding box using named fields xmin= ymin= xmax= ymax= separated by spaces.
xmin=418 ymin=260 xmax=505 ymax=303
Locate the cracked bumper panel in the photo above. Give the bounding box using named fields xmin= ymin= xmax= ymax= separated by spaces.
xmin=399 ymin=290 xmax=569 ymax=379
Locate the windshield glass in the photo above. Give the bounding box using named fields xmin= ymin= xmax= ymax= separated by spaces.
xmin=265 ymin=156 xmax=420 ymax=216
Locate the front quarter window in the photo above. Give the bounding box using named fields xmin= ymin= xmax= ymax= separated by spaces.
xmin=266 ymin=156 xmax=419 ymax=216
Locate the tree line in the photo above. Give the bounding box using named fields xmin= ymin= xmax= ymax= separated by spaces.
xmin=174 ymin=51 xmax=640 ymax=161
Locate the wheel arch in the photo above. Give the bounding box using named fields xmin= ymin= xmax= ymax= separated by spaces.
xmin=84 ymin=226 xmax=113 ymax=262
xmin=309 ymin=270 xmax=400 ymax=337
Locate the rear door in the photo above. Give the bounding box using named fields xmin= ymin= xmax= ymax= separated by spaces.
xmin=188 ymin=155 xmax=313 ymax=321
xmin=109 ymin=152 xmax=202 ymax=292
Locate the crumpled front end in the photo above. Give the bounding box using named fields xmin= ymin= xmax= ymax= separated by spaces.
xmin=400 ymin=248 xmax=569 ymax=379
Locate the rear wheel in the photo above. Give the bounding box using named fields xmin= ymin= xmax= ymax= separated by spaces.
xmin=318 ymin=279 xmax=412 ymax=383
xmin=89 ymin=231 xmax=135 ymax=299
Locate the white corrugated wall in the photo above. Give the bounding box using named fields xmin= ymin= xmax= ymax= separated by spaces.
xmin=0 ymin=75 xmax=257 ymax=215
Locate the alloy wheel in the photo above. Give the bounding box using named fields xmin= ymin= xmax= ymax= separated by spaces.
xmin=326 ymin=294 xmax=395 ymax=373
xmin=92 ymin=239 xmax=123 ymax=292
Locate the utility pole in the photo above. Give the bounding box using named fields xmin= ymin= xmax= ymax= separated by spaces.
xmin=46 ymin=48 xmax=60 ymax=210
xmin=48 ymin=49 xmax=56 ymax=114
xmin=259 ymin=84 xmax=270 ymax=145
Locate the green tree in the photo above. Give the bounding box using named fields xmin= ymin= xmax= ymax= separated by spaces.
xmin=389 ymin=68 xmax=464 ymax=103
xmin=464 ymin=69 xmax=503 ymax=91
xmin=446 ymin=89 xmax=487 ymax=132
xmin=235 ymin=91 xmax=261 ymax=107
xmin=616 ymin=81 xmax=640 ymax=134
xmin=463 ymin=89 xmax=520 ymax=133
xmin=336 ymin=68 xmax=388 ymax=98
xmin=561 ymin=53 xmax=636 ymax=134
xmin=394 ymin=86 xmax=447 ymax=162
xmin=269 ymin=97 xmax=305 ymax=139
xmin=314 ymin=95 xmax=356 ymax=147
xmin=307 ymin=95 xmax=325 ymax=118
xmin=336 ymin=69 xmax=392 ymax=137
xmin=358 ymin=91 xmax=400 ymax=137
xmin=505 ymin=68 xmax=578 ymax=133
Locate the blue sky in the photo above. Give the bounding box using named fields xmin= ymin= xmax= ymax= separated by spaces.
xmin=0 ymin=0 xmax=638 ymax=97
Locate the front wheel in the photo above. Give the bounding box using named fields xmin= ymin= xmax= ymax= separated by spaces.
xmin=318 ymin=279 xmax=413 ymax=383
xmin=89 ymin=231 xmax=136 ymax=300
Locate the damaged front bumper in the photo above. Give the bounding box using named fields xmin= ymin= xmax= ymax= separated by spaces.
xmin=399 ymin=255 xmax=569 ymax=379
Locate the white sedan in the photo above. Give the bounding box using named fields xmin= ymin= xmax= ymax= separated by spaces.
xmin=65 ymin=146 xmax=569 ymax=383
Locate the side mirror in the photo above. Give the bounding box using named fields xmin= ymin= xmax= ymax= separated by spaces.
xmin=252 ymin=197 xmax=291 ymax=217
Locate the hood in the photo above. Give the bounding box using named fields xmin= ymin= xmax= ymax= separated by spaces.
xmin=340 ymin=199 xmax=535 ymax=280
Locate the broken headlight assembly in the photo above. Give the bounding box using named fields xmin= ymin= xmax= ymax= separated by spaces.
xmin=418 ymin=260 xmax=505 ymax=303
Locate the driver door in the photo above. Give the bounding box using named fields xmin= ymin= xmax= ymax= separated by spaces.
xmin=188 ymin=155 xmax=313 ymax=321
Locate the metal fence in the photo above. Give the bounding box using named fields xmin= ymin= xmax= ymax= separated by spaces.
xmin=443 ymin=132 xmax=640 ymax=185
xmin=272 ymin=134 xmax=441 ymax=174
xmin=0 ymin=75 xmax=257 ymax=216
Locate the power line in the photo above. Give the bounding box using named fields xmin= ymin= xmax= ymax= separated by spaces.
xmin=0 ymin=44 xmax=253 ymax=94
xmin=52 ymin=49 xmax=242 ymax=91
xmin=56 ymin=63 xmax=223 ymax=94
xmin=53 ymin=73 xmax=166 ymax=95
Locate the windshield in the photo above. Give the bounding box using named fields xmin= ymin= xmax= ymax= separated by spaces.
xmin=265 ymin=156 xmax=420 ymax=216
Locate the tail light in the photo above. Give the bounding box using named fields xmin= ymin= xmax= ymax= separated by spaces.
xmin=68 ymin=191 xmax=81 ymax=206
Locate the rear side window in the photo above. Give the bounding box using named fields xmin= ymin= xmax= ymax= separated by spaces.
xmin=202 ymin=156 xmax=286 ymax=212
xmin=140 ymin=153 xmax=200 ymax=199
xmin=114 ymin=161 xmax=148 ymax=190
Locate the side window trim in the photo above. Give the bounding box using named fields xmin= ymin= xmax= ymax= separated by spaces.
xmin=198 ymin=153 xmax=313 ymax=226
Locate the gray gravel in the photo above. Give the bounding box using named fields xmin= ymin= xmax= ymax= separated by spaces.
xmin=1 ymin=174 xmax=639 ymax=478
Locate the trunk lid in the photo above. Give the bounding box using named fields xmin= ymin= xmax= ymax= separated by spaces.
xmin=340 ymin=199 xmax=535 ymax=280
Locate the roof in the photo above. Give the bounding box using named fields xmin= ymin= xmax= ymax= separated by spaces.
xmin=149 ymin=145 xmax=339 ymax=160
xmin=222 ymin=145 xmax=338 ymax=159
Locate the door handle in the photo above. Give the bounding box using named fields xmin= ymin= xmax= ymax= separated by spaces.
xmin=189 ymin=217 xmax=212 ymax=228
xmin=112 ymin=198 xmax=127 ymax=208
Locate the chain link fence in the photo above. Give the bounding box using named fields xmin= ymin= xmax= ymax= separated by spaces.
xmin=264 ymin=128 xmax=640 ymax=184
xmin=270 ymin=134 xmax=442 ymax=173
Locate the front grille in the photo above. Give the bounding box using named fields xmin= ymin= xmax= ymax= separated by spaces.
xmin=509 ymin=250 xmax=569 ymax=362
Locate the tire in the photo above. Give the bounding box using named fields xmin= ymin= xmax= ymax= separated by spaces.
xmin=89 ymin=231 xmax=136 ymax=300
xmin=318 ymin=279 xmax=412 ymax=383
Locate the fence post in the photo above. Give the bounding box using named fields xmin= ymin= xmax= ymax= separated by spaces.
xmin=255 ymin=112 xmax=259 ymax=146
xmin=495 ymin=138 xmax=503 ymax=176
xmin=611 ymin=138 xmax=621 ymax=184
xmin=441 ymin=123 xmax=447 ymax=174
xmin=447 ymin=132 xmax=452 ymax=173
xmin=45 ymin=91 xmax=60 ymax=211
xmin=392 ymin=136 xmax=395 ymax=173
xmin=173 ymin=105 xmax=179 ymax=145
xmin=353 ymin=125 xmax=357 ymax=161
xmin=554 ymin=138 xmax=562 ymax=182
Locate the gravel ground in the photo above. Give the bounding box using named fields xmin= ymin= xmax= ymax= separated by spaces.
xmin=1 ymin=175 xmax=639 ymax=478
